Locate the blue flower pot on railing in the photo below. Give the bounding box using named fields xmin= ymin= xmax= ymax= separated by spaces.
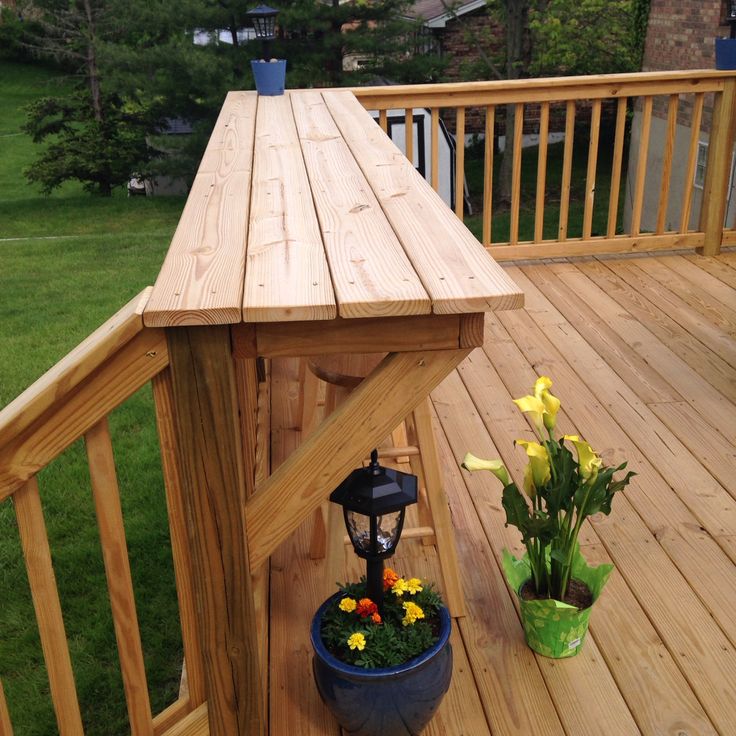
xmin=716 ymin=38 xmax=736 ymax=70
xmin=251 ymin=59 xmax=286 ymax=96
xmin=310 ymin=594 xmax=453 ymax=736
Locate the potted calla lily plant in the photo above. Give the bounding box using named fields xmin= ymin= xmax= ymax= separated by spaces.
xmin=463 ymin=377 xmax=635 ymax=658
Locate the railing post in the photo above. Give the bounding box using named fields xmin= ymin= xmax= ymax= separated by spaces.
xmin=699 ymin=76 xmax=736 ymax=256
xmin=166 ymin=325 xmax=264 ymax=736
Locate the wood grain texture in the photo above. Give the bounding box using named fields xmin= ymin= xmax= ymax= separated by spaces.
xmin=630 ymin=95 xmax=653 ymax=236
xmin=160 ymin=703 xmax=209 ymax=736
xmin=152 ymin=371 xmax=206 ymax=709
xmin=656 ymin=94 xmax=679 ymax=234
xmin=404 ymin=108 xmax=414 ymax=165
xmin=245 ymin=348 xmax=471 ymax=570
xmin=534 ymin=102 xmax=549 ymax=243
xmin=0 ymin=328 xmax=168 ymax=501
xmin=323 ymin=90 xmax=524 ymax=314
xmin=700 ymin=78 xmax=736 ymax=255
xmin=558 ymin=101 xmax=576 ymax=240
xmin=0 ymin=287 xmax=151 ymax=450
xmin=166 ymin=326 xmax=263 ymax=736
xmin=0 ymin=679 xmax=12 ymax=736
xmin=431 ymin=107 xmax=439 ymax=191
xmin=85 ymin=418 xmax=154 ymax=735
xmin=232 ymin=313 xmax=466 ymax=358
xmin=351 ymin=69 xmax=730 ymax=108
xmin=455 ymin=107 xmax=465 ymax=220
xmin=153 ymin=698 xmax=193 ymax=736
xmin=482 ymin=106 xmax=495 ymax=247
xmin=680 ymin=93 xmax=705 ymax=233
xmin=607 ymin=97 xmax=628 ymax=238
xmin=487 ymin=232 xmax=703 ymax=261
xmin=243 ymin=95 xmax=336 ymax=323
xmin=290 ymin=91 xmax=430 ymax=318
xmin=14 ymin=478 xmax=84 ymax=735
xmin=582 ymin=99 xmax=602 ymax=240
xmin=146 ymin=92 xmax=257 ymax=327
xmin=509 ymin=103 xmax=524 ymax=245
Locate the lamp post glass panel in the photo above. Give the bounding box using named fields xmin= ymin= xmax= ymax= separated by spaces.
xmin=247 ymin=4 xmax=279 ymax=60
xmin=330 ymin=450 xmax=418 ymax=610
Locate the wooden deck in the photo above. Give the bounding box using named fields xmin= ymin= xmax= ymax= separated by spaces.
xmin=266 ymin=250 xmax=736 ymax=736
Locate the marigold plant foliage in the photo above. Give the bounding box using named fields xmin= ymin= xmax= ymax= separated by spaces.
xmin=320 ymin=568 xmax=444 ymax=668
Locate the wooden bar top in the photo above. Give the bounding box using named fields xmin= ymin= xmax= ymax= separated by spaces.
xmin=144 ymin=89 xmax=523 ymax=328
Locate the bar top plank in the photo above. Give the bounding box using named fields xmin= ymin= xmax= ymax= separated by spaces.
xmin=323 ymin=90 xmax=524 ymax=315
xmin=146 ymin=88 xmax=522 ymax=327
xmin=290 ymin=90 xmax=431 ymax=318
xmin=145 ymin=92 xmax=257 ymax=327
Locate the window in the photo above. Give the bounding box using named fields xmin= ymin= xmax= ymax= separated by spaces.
xmin=694 ymin=141 xmax=708 ymax=189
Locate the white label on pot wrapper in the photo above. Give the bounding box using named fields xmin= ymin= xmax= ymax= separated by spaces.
xmin=568 ymin=638 xmax=582 ymax=649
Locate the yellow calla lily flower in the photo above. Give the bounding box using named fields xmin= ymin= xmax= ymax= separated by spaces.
xmin=461 ymin=453 xmax=511 ymax=485
xmin=512 ymin=394 xmax=547 ymax=437
xmin=534 ymin=376 xmax=561 ymax=431
xmin=563 ymin=435 xmax=602 ymax=483
xmin=522 ymin=463 xmax=537 ymax=499
xmin=515 ymin=439 xmax=551 ymax=494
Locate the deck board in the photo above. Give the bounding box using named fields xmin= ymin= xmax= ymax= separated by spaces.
xmin=266 ymin=251 xmax=736 ymax=735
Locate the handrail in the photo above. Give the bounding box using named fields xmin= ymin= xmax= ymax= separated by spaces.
xmin=351 ymin=69 xmax=734 ymax=108
xmin=0 ymin=290 xmax=205 ymax=735
xmin=352 ymin=69 xmax=736 ymax=259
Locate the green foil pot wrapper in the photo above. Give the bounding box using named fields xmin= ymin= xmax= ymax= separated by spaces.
xmin=502 ymin=547 xmax=613 ymax=659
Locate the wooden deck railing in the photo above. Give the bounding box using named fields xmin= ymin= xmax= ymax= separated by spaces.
xmin=353 ymin=70 xmax=736 ymax=260
xmin=0 ymin=289 xmax=212 ymax=736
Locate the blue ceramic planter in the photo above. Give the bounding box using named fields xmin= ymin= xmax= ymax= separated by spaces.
xmin=310 ymin=594 xmax=453 ymax=736
xmin=716 ymin=38 xmax=736 ymax=70
xmin=251 ymin=59 xmax=286 ymax=96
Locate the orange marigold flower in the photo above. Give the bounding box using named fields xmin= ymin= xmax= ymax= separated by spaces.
xmin=356 ymin=598 xmax=378 ymax=618
xmin=383 ymin=567 xmax=400 ymax=590
xmin=371 ymin=612 xmax=382 ymax=624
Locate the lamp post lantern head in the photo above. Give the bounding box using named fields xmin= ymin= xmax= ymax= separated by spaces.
xmin=727 ymin=1 xmax=736 ymax=38
xmin=330 ymin=449 xmax=418 ymax=608
xmin=247 ymin=4 xmax=279 ymax=41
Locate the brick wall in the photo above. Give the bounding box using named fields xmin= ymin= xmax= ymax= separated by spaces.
xmin=642 ymin=0 xmax=725 ymax=129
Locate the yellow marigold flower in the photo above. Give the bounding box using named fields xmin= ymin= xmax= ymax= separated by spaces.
xmin=347 ymin=632 xmax=366 ymax=651
xmin=392 ymin=578 xmax=410 ymax=596
xmin=406 ymin=578 xmax=423 ymax=594
xmin=402 ymin=601 xmax=425 ymax=626
xmin=339 ymin=597 xmax=357 ymax=613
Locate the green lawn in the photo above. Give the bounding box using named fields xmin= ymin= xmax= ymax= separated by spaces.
xmin=0 ymin=60 xmax=185 ymax=735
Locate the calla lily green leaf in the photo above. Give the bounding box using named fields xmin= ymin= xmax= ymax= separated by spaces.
xmin=461 ymin=453 xmax=511 ymax=485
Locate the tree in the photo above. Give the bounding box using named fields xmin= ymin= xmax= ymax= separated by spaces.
xmin=21 ymin=0 xmax=153 ymax=194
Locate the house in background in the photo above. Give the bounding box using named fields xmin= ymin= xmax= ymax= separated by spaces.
xmin=624 ymin=0 xmax=732 ymax=233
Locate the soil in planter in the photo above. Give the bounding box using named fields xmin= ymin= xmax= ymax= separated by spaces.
xmin=520 ymin=579 xmax=593 ymax=610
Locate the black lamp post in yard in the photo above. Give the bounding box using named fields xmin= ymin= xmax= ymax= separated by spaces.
xmin=247 ymin=4 xmax=286 ymax=95
xmin=330 ymin=449 xmax=418 ymax=610
xmin=728 ymin=1 xmax=736 ymax=39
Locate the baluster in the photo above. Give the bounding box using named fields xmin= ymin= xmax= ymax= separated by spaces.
xmin=455 ymin=107 xmax=466 ymax=220
xmin=0 ymin=678 xmax=13 ymax=736
xmin=607 ymin=97 xmax=628 ymax=238
xmin=680 ymin=93 xmax=705 ymax=234
xmin=483 ymin=105 xmax=495 ymax=247
xmin=630 ymin=95 xmax=654 ymax=236
xmin=510 ymin=102 xmax=524 ymax=244
xmin=558 ymin=100 xmax=576 ymax=240
xmin=14 ymin=477 xmax=84 ymax=735
xmin=431 ymin=108 xmax=440 ymax=192
xmin=85 ymin=418 xmax=154 ymax=735
xmin=583 ymin=99 xmax=602 ymax=240
xmin=656 ymin=94 xmax=679 ymax=234
xmin=378 ymin=109 xmax=387 ymax=133
xmin=534 ymin=102 xmax=550 ymax=243
xmin=151 ymin=370 xmax=207 ymax=708
xmin=404 ymin=108 xmax=414 ymax=166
